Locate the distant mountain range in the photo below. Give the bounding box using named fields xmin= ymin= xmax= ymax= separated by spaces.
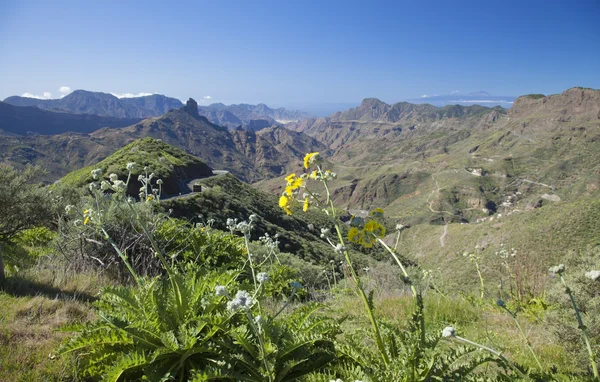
xmin=405 ymin=91 xmax=515 ymax=107
xmin=3 ymin=90 xmax=312 ymax=130
xmin=0 ymin=98 xmax=328 ymax=183
xmin=3 ymin=90 xmax=183 ymax=119
xmin=0 ymin=101 xmax=141 ymax=135
xmin=197 ymin=103 xmax=312 ymax=129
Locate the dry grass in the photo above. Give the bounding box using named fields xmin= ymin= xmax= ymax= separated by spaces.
xmin=0 ymin=269 xmax=107 ymax=381
xmin=324 ymin=286 xmax=582 ymax=376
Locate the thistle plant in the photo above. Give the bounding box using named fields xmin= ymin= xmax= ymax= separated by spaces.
xmin=549 ymin=264 xmax=599 ymax=379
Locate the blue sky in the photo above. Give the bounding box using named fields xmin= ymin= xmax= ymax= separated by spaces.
xmin=0 ymin=0 xmax=598 ymax=109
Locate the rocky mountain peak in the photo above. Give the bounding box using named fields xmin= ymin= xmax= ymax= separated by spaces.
xmin=182 ymin=98 xmax=200 ymax=118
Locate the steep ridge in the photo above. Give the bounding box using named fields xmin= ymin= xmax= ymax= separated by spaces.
xmin=4 ymin=90 xmax=183 ymax=118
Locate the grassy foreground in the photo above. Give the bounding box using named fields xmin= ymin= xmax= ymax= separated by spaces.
xmin=1 ymin=149 xmax=598 ymax=381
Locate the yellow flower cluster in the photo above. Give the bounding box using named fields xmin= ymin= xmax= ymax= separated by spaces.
xmin=83 ymin=209 xmax=91 ymax=225
xmin=347 ymin=210 xmax=387 ymax=248
xmin=278 ymin=153 xmax=323 ymax=215
xmin=279 ymin=173 xmax=305 ymax=215
xmin=304 ymin=152 xmax=320 ymax=169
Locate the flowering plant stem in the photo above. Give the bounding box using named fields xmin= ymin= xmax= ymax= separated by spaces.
xmin=243 ymin=234 xmax=258 ymax=289
xmin=475 ymin=258 xmax=485 ymax=301
xmin=123 ymin=199 xmax=186 ymax=323
xmin=100 ymin=227 xmax=141 ymax=287
xmin=320 ymin=171 xmax=390 ymax=366
xmin=451 ymin=335 xmax=530 ymax=380
xmin=376 ymin=238 xmax=426 ymax=346
xmin=559 ymin=275 xmax=599 ymax=379
xmin=501 ymin=306 xmax=543 ymax=370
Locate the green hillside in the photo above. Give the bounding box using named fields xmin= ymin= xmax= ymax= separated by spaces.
xmin=60 ymin=137 xmax=213 ymax=196
xmin=161 ymin=173 xmax=368 ymax=265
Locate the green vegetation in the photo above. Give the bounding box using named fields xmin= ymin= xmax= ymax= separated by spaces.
xmin=60 ymin=138 xmax=212 ymax=196
xmin=1 ymin=112 xmax=600 ymax=380
xmin=0 ymin=164 xmax=53 ymax=282
xmin=522 ymin=94 xmax=546 ymax=99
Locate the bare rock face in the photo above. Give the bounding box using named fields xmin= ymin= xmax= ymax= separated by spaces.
xmin=510 ymin=87 xmax=600 ymax=121
xmin=183 ymin=98 xmax=200 ymax=118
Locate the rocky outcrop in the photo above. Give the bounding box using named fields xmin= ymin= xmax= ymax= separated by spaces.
xmin=182 ymin=98 xmax=200 ymax=118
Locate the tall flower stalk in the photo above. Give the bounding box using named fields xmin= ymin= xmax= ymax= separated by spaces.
xmin=319 ymin=166 xmax=390 ymax=366
xmin=280 ymin=153 xmax=390 ymax=365
xmin=550 ymin=264 xmax=599 ymax=379
xmin=496 ymin=299 xmax=543 ymax=370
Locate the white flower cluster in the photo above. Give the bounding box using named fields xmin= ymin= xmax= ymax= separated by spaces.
xmin=226 ymin=218 xmax=237 ymax=230
xmin=549 ymin=264 xmax=566 ymax=276
xmin=215 ymin=285 xmax=228 ymax=297
xmin=136 ymin=167 xmax=161 ymax=201
xmin=496 ymin=245 xmax=517 ymax=260
xmin=257 ymin=272 xmax=269 ymax=283
xmin=113 ymin=180 xmax=127 ymax=192
xmin=91 ymin=168 xmax=102 ymax=180
xmin=320 ymin=227 xmax=330 ymax=238
xmin=227 ymin=215 xmax=259 ymax=235
xmin=442 ymin=326 xmax=456 ymax=338
xmin=226 ymin=290 xmax=254 ymax=312
xmin=585 ymin=270 xmax=600 ymax=281
xmin=90 ymin=172 xmax=128 ymax=194
xmin=259 ymin=232 xmax=280 ymax=250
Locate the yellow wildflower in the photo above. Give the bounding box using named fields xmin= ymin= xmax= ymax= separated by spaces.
xmin=147 ymin=195 xmax=154 ymax=201
xmin=279 ymin=194 xmax=292 ymax=215
xmin=303 ymin=197 xmax=310 ymax=212
xmin=309 ymin=170 xmax=318 ymax=179
xmin=361 ymin=233 xmax=375 ymax=248
xmin=285 ymin=185 xmax=294 ymax=196
xmin=291 ymin=177 xmax=304 ymax=189
xmin=83 ymin=209 xmax=90 ymax=225
xmin=279 ymin=194 xmax=288 ymax=208
xmin=348 ymin=227 xmax=360 ymax=242
xmin=303 ymin=152 xmax=319 ymax=169
xmin=364 ymin=220 xmax=386 ymax=237
xmin=285 ymin=173 xmax=296 ymax=183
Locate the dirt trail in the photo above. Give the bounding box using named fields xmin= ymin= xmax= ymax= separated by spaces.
xmin=440 ymin=224 xmax=448 ymax=247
